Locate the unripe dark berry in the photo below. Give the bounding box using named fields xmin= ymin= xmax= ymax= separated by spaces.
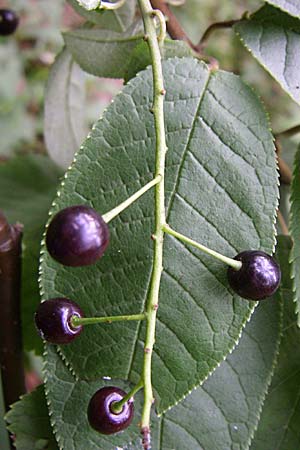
xmin=35 ymin=298 xmax=84 ymax=344
xmin=46 ymin=205 xmax=109 ymax=267
xmin=0 ymin=9 xmax=19 ymax=36
xmin=227 ymin=250 xmax=281 ymax=300
xmin=88 ymin=386 xmax=134 ymax=434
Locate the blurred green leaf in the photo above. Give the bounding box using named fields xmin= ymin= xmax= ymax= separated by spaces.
xmin=45 ymin=48 xmax=87 ymax=169
xmin=6 ymin=385 xmax=58 ymax=450
xmin=66 ymin=0 xmax=136 ymax=31
xmin=290 ymin=146 xmax=300 ymax=326
xmin=265 ymin=0 xmax=300 ymax=17
xmin=0 ymin=155 xmax=62 ymax=354
xmin=235 ymin=4 xmax=300 ymax=104
xmin=251 ymin=235 xmax=300 ymax=449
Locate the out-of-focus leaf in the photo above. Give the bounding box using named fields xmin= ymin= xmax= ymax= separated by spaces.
xmin=5 ymin=385 xmax=58 ymax=450
xmin=290 ymin=146 xmax=300 ymax=326
xmin=235 ymin=4 xmax=300 ymax=104
xmin=265 ymin=0 xmax=300 ymax=17
xmin=251 ymin=235 xmax=300 ymax=449
xmin=44 ymin=48 xmax=86 ymax=169
xmin=0 ymin=156 xmax=62 ymax=354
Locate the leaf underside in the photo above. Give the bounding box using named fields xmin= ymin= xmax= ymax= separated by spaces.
xmin=265 ymin=0 xmax=300 ymax=18
xmin=235 ymin=4 xmax=300 ymax=104
xmin=44 ymin=48 xmax=87 ymax=170
xmin=0 ymin=155 xmax=62 ymax=354
xmin=43 ymin=290 xmax=281 ymax=450
xmin=40 ymin=57 xmax=279 ymax=415
xmin=290 ymin=146 xmax=300 ymax=326
xmin=251 ymin=236 xmax=300 ymax=450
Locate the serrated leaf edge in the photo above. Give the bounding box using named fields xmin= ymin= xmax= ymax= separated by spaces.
xmin=234 ymin=26 xmax=300 ymax=105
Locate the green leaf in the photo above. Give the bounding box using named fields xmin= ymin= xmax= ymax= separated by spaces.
xmin=251 ymin=236 xmax=300 ymax=449
xmin=66 ymin=0 xmax=136 ymax=32
xmin=0 ymin=156 xmax=62 ymax=353
xmin=40 ymin=58 xmax=279 ymax=414
xmin=5 ymin=385 xmax=58 ymax=450
xmin=235 ymin=4 xmax=300 ymax=104
xmin=45 ymin=49 xmax=87 ymax=170
xmin=44 ymin=290 xmax=281 ymax=449
xmin=265 ymin=0 xmax=300 ymax=18
xmin=290 ymin=146 xmax=300 ymax=326
xmin=124 ymin=39 xmax=194 ymax=82
xmin=63 ymin=24 xmax=143 ymax=79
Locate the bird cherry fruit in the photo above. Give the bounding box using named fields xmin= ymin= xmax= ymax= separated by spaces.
xmin=0 ymin=9 xmax=19 ymax=36
xmin=46 ymin=205 xmax=109 ymax=267
xmin=88 ymin=386 xmax=134 ymax=434
xmin=34 ymin=298 xmax=84 ymax=344
xmin=227 ymin=250 xmax=281 ymax=300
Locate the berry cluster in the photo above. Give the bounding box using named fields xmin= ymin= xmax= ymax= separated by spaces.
xmin=35 ymin=202 xmax=281 ymax=436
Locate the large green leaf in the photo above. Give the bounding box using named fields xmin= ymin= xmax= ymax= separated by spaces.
xmin=40 ymin=57 xmax=278 ymax=414
xmin=43 ymin=290 xmax=281 ymax=449
xmin=251 ymin=236 xmax=300 ymax=449
xmin=0 ymin=156 xmax=62 ymax=353
xmin=45 ymin=48 xmax=87 ymax=170
xmin=265 ymin=0 xmax=300 ymax=17
xmin=290 ymin=146 xmax=300 ymax=326
xmin=5 ymin=385 xmax=58 ymax=450
xmin=66 ymin=0 xmax=136 ymax=32
xmin=235 ymin=5 xmax=300 ymax=104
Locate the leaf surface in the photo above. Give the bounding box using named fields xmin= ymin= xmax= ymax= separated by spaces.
xmin=45 ymin=48 xmax=86 ymax=169
xmin=265 ymin=0 xmax=300 ymax=17
xmin=5 ymin=385 xmax=58 ymax=450
xmin=44 ymin=290 xmax=281 ymax=449
xmin=251 ymin=236 xmax=300 ymax=449
xmin=40 ymin=58 xmax=279 ymax=414
xmin=290 ymin=146 xmax=300 ymax=326
xmin=0 ymin=156 xmax=62 ymax=353
xmin=66 ymin=0 xmax=136 ymax=31
xmin=235 ymin=4 xmax=300 ymax=104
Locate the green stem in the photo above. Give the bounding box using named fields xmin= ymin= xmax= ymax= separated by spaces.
xmin=71 ymin=313 xmax=146 ymax=327
xmin=102 ymin=175 xmax=161 ymax=224
xmin=163 ymin=224 xmax=242 ymax=270
xmin=137 ymin=0 xmax=167 ymax=447
xmin=110 ymin=379 xmax=144 ymax=414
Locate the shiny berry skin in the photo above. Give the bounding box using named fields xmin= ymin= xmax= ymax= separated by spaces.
xmin=88 ymin=386 xmax=134 ymax=435
xmin=0 ymin=9 xmax=19 ymax=36
xmin=34 ymin=298 xmax=84 ymax=344
xmin=46 ymin=205 xmax=109 ymax=267
xmin=227 ymin=250 xmax=281 ymax=300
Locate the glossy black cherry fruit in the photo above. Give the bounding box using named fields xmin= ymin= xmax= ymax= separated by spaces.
xmin=227 ymin=250 xmax=281 ymax=300
xmin=35 ymin=298 xmax=84 ymax=344
xmin=88 ymin=386 xmax=134 ymax=434
xmin=0 ymin=9 xmax=19 ymax=36
xmin=46 ymin=205 xmax=109 ymax=267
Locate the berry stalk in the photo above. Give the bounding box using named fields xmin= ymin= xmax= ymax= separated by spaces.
xmin=137 ymin=0 xmax=167 ymax=447
xmin=110 ymin=379 xmax=144 ymax=414
xmin=163 ymin=224 xmax=242 ymax=270
xmin=71 ymin=313 xmax=146 ymax=327
xmin=102 ymin=175 xmax=161 ymax=224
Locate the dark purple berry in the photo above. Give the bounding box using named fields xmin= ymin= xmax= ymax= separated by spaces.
xmin=88 ymin=386 xmax=134 ymax=435
xmin=35 ymin=298 xmax=84 ymax=344
xmin=0 ymin=9 xmax=19 ymax=36
xmin=46 ymin=205 xmax=109 ymax=267
xmin=227 ymin=250 xmax=281 ymax=300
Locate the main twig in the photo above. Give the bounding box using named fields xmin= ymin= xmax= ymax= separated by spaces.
xmin=137 ymin=0 xmax=167 ymax=448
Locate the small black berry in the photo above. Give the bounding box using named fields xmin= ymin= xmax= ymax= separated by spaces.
xmin=35 ymin=298 xmax=84 ymax=344
xmin=0 ymin=9 xmax=19 ymax=36
xmin=88 ymin=386 xmax=134 ymax=434
xmin=46 ymin=205 xmax=109 ymax=267
xmin=227 ymin=250 xmax=281 ymax=300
